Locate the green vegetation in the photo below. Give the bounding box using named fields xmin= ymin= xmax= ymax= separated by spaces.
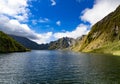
xmin=72 ymin=5 xmax=120 ymax=55
xmin=9 ymin=35 xmax=75 ymax=50
xmin=90 ymin=41 xmax=120 ymax=55
xmin=0 ymin=31 xmax=29 ymax=53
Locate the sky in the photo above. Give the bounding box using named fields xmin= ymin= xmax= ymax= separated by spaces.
xmin=0 ymin=0 xmax=120 ymax=44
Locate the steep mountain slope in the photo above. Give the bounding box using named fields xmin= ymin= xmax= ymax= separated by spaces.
xmin=71 ymin=35 xmax=86 ymax=51
xmin=48 ymin=37 xmax=75 ymax=50
xmin=72 ymin=5 xmax=120 ymax=55
xmin=0 ymin=31 xmax=28 ymax=53
xmin=10 ymin=35 xmax=48 ymax=50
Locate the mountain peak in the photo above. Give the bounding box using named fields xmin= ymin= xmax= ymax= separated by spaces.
xmin=48 ymin=37 xmax=75 ymax=50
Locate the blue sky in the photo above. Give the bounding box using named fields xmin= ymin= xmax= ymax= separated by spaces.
xmin=28 ymin=0 xmax=93 ymax=33
xmin=0 ymin=0 xmax=120 ymax=44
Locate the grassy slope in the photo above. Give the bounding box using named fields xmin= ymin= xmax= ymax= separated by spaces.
xmin=90 ymin=41 xmax=120 ymax=55
xmin=0 ymin=31 xmax=29 ymax=53
xmin=72 ymin=5 xmax=120 ymax=55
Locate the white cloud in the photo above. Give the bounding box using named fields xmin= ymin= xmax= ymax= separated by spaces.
xmin=81 ymin=0 xmax=120 ymax=25
xmin=56 ymin=21 xmax=61 ymax=26
xmin=32 ymin=32 xmax=53 ymax=44
xmin=0 ymin=15 xmax=53 ymax=44
xmin=31 ymin=18 xmax=50 ymax=25
xmin=54 ymin=24 xmax=89 ymax=39
xmin=1 ymin=0 xmax=120 ymax=44
xmin=0 ymin=0 xmax=53 ymax=44
xmin=54 ymin=0 xmax=120 ymax=41
xmin=50 ymin=0 xmax=56 ymax=6
xmin=32 ymin=20 xmax=37 ymax=25
xmin=0 ymin=0 xmax=29 ymax=21
xmin=39 ymin=18 xmax=49 ymax=23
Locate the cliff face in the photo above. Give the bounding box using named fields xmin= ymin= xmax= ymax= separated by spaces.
xmin=72 ymin=5 xmax=120 ymax=55
xmin=0 ymin=31 xmax=28 ymax=53
xmin=48 ymin=37 xmax=75 ymax=50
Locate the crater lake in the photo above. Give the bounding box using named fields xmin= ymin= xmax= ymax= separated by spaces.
xmin=0 ymin=50 xmax=120 ymax=84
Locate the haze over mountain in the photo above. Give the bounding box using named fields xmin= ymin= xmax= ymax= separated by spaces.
xmin=10 ymin=35 xmax=48 ymax=50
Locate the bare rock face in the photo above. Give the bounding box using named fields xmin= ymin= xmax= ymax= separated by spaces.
xmin=48 ymin=37 xmax=75 ymax=50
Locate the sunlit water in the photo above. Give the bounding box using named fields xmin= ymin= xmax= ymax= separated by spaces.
xmin=0 ymin=50 xmax=120 ymax=84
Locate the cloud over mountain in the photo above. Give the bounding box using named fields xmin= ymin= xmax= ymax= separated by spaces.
xmin=54 ymin=24 xmax=89 ymax=39
xmin=0 ymin=0 xmax=52 ymax=44
xmin=0 ymin=0 xmax=120 ymax=44
xmin=81 ymin=0 xmax=120 ymax=25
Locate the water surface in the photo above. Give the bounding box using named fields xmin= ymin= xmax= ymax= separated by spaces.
xmin=0 ymin=50 xmax=120 ymax=84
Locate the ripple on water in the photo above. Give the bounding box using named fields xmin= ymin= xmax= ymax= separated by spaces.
xmin=0 ymin=50 xmax=120 ymax=84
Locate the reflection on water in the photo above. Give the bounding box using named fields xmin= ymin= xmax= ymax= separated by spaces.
xmin=0 ymin=50 xmax=120 ymax=84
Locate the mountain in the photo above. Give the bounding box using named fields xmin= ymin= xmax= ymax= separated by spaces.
xmin=48 ymin=37 xmax=75 ymax=50
xmin=10 ymin=35 xmax=74 ymax=50
xmin=72 ymin=5 xmax=120 ymax=55
xmin=0 ymin=31 xmax=28 ymax=53
xmin=71 ymin=35 xmax=86 ymax=51
xmin=10 ymin=35 xmax=48 ymax=50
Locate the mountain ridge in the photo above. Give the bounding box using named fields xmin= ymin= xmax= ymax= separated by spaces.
xmin=72 ymin=5 xmax=120 ymax=55
xmin=10 ymin=35 xmax=48 ymax=50
xmin=10 ymin=35 xmax=75 ymax=50
xmin=48 ymin=37 xmax=75 ymax=50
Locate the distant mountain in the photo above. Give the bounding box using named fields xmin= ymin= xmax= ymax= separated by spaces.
xmin=9 ymin=35 xmax=74 ymax=50
xmin=0 ymin=31 xmax=28 ymax=53
xmin=10 ymin=35 xmax=48 ymax=50
xmin=48 ymin=37 xmax=75 ymax=50
xmin=72 ymin=5 xmax=120 ymax=55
